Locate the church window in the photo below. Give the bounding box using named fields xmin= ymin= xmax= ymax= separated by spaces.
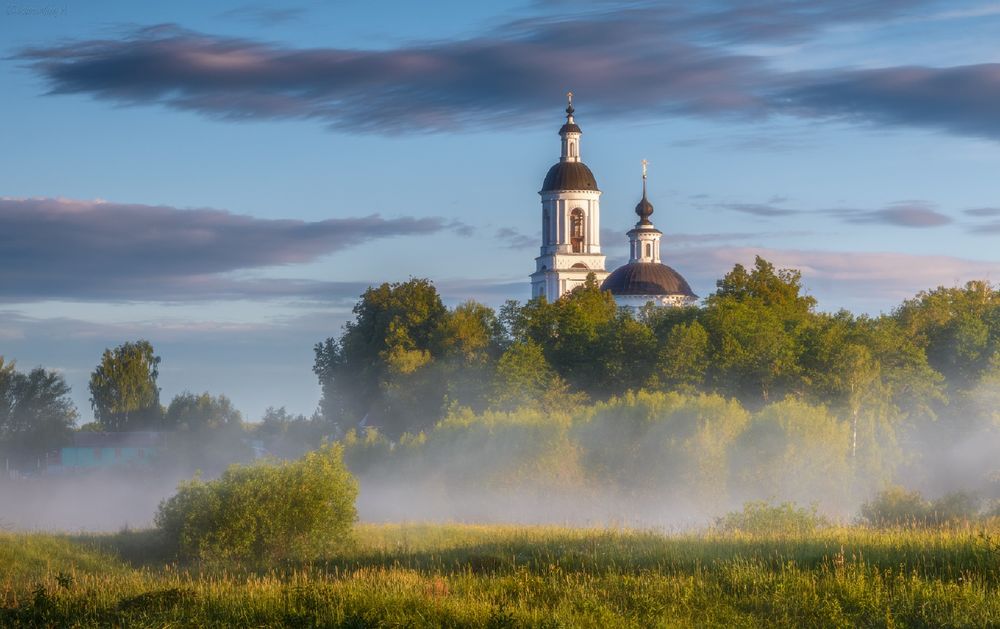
xmin=570 ymin=209 xmax=585 ymax=253
xmin=645 ymin=243 xmax=652 ymax=258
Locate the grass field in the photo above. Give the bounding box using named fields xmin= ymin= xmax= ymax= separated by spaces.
xmin=2 ymin=523 xmax=999 ymax=627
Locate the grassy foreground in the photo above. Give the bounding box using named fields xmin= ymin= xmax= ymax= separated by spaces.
xmin=2 ymin=524 xmax=999 ymax=627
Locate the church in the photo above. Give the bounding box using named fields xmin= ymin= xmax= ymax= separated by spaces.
xmin=530 ymin=95 xmax=697 ymax=309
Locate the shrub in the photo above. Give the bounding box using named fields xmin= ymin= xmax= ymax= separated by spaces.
xmin=860 ymin=486 xmax=929 ymax=526
xmin=860 ymin=487 xmax=980 ymax=527
xmin=155 ymin=443 xmax=357 ymax=561
xmin=715 ymin=501 xmax=828 ymax=535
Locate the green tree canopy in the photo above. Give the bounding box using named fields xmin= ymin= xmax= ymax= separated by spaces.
xmin=0 ymin=357 xmax=77 ymax=468
xmin=89 ymin=340 xmax=162 ymax=431
xmin=314 ymin=278 xmax=449 ymax=436
xmin=164 ymin=392 xmax=242 ymax=432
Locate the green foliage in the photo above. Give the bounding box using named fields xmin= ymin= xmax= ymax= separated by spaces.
xmin=0 ymin=357 xmax=77 ymax=467
xmin=164 ymin=392 xmax=242 ymax=431
xmin=254 ymin=407 xmax=334 ymax=459
xmin=860 ymin=486 xmax=982 ymax=527
xmin=895 ymin=281 xmax=1000 ymax=390
xmin=88 ymin=340 xmax=162 ymax=431
xmin=653 ymin=320 xmax=710 ymax=392
xmin=427 ymin=407 xmax=584 ymax=489
xmin=490 ymin=340 xmax=582 ymax=412
xmin=314 ymin=278 xmax=449 ymax=436
xmin=733 ymin=398 xmax=851 ymax=510
xmin=577 ymin=391 xmax=748 ymax=507
xmin=715 ymin=501 xmax=829 ymax=535
xmin=161 ymin=392 xmax=251 ymax=474
xmin=155 ymin=443 xmax=357 ymax=562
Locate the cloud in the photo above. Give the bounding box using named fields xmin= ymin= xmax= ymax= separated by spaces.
xmin=716 ymin=202 xmax=799 ymax=216
xmin=971 ymin=221 xmax=1000 ymax=234
xmin=15 ymin=1 xmax=998 ymax=143
xmin=495 ymin=227 xmax=537 ymax=250
xmin=16 ymin=2 xmax=997 ymax=143
xmin=13 ymin=19 xmax=771 ymax=134
xmin=964 ymin=207 xmax=1000 ymax=217
xmin=662 ymin=230 xmax=813 ymax=245
xmin=0 ymin=197 xmax=464 ymax=302
xmin=827 ymin=201 xmax=953 ymax=227
xmin=714 ymin=198 xmax=954 ymax=228
xmin=781 ymin=64 xmax=1000 ymax=141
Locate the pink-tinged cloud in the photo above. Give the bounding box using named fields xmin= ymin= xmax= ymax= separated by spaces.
xmin=17 ymin=2 xmax=979 ymax=137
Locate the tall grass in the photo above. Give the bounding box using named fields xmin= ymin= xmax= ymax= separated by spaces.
xmin=2 ymin=524 xmax=998 ymax=627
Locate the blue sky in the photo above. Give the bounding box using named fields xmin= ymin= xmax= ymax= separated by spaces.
xmin=2 ymin=0 xmax=999 ymax=422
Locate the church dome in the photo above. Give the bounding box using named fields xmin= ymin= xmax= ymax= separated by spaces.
xmin=541 ymin=161 xmax=599 ymax=193
xmin=601 ymin=262 xmax=697 ymax=297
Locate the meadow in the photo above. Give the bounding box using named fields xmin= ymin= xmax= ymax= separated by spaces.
xmin=2 ymin=523 xmax=999 ymax=628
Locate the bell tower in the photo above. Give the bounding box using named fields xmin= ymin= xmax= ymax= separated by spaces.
xmin=530 ymin=93 xmax=609 ymax=301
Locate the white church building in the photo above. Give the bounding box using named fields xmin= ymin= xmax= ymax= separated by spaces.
xmin=530 ymin=95 xmax=697 ymax=308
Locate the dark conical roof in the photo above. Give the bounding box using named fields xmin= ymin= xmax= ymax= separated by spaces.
xmin=601 ymin=262 xmax=697 ymax=297
xmin=541 ymin=161 xmax=599 ymax=192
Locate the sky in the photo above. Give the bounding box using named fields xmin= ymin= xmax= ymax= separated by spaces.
xmin=2 ymin=0 xmax=999 ymax=422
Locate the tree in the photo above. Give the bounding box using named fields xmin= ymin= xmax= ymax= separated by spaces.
xmin=490 ymin=340 xmax=581 ymax=412
xmin=895 ymin=281 xmax=1000 ymax=391
xmin=0 ymin=357 xmax=77 ymax=468
xmin=702 ymin=258 xmax=815 ymax=404
xmin=654 ymin=320 xmax=710 ymax=392
xmin=161 ymin=392 xmax=250 ymax=474
xmin=89 ymin=340 xmax=162 ymax=431
xmin=438 ymin=301 xmax=504 ymax=410
xmin=732 ymin=398 xmax=851 ymax=512
xmin=164 ymin=392 xmax=242 ymax=432
xmin=314 ymin=278 xmax=449 ymax=436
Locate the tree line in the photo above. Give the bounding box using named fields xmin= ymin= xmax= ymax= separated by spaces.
xmin=3 ymin=256 xmax=999 ymax=498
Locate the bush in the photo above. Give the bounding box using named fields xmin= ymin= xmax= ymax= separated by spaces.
xmin=860 ymin=487 xmax=980 ymax=527
xmin=715 ymin=501 xmax=828 ymax=535
xmin=155 ymin=443 xmax=357 ymax=561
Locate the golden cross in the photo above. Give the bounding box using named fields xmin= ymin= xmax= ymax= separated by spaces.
xmin=642 ymin=159 xmax=648 ymax=179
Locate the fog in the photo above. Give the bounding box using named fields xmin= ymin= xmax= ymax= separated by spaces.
xmin=2 ymin=395 xmax=997 ymax=533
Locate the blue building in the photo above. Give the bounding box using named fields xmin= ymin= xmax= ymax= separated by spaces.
xmin=56 ymin=432 xmax=163 ymax=470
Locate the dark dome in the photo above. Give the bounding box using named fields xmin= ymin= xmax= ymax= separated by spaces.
xmin=601 ymin=262 xmax=697 ymax=297
xmin=559 ymin=122 xmax=582 ymax=134
xmin=541 ymin=161 xmax=599 ymax=193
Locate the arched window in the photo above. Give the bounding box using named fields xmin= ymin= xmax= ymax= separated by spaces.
xmin=569 ymin=141 xmax=577 ymax=158
xmin=570 ymin=209 xmax=585 ymax=253
xmin=645 ymin=243 xmax=652 ymax=259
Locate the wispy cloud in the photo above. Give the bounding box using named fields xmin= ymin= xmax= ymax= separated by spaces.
xmin=714 ymin=198 xmax=954 ymax=228
xmin=964 ymin=207 xmax=1000 ymax=217
xmin=0 ymin=197 xmax=465 ymax=303
xmin=495 ymin=227 xmax=536 ymax=250
xmin=716 ymin=202 xmax=799 ymax=217
xmin=826 ymin=201 xmax=953 ymax=227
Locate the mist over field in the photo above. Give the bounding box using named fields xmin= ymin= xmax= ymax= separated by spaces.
xmin=3 ymin=263 xmax=1000 ymax=532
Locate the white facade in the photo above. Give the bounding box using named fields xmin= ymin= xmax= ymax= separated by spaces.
xmin=530 ymin=105 xmax=608 ymax=301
